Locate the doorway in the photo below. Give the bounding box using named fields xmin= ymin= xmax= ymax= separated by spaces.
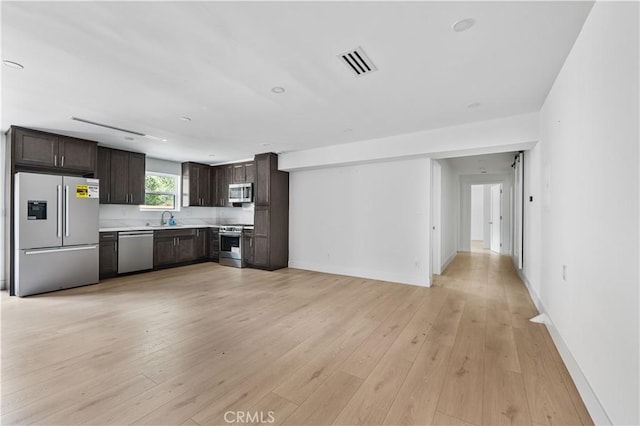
xmin=469 ymin=183 xmax=502 ymax=253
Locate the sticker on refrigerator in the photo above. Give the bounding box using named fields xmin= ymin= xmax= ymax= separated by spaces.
xmin=87 ymin=184 xmax=99 ymax=198
xmin=76 ymin=184 xmax=89 ymax=198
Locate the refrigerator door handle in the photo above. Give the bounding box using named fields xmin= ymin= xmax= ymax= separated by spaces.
xmin=57 ymin=185 xmax=63 ymax=238
xmin=25 ymin=246 xmax=97 ymax=255
xmin=65 ymin=185 xmax=70 ymax=237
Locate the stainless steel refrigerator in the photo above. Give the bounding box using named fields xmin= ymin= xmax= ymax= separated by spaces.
xmin=14 ymin=172 xmax=100 ymax=297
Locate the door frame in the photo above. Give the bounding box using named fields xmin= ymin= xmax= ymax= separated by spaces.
xmin=489 ymin=183 xmax=502 ymax=253
xmin=431 ymin=160 xmax=442 ymax=277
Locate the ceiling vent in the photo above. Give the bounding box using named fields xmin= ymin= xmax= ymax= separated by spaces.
xmin=71 ymin=117 xmax=167 ymax=142
xmin=338 ymin=46 xmax=377 ymax=77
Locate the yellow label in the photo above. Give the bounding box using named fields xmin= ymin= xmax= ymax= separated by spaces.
xmin=76 ymin=184 xmax=89 ymax=198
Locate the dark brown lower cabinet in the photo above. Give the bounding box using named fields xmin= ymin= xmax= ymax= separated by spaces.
xmin=153 ymin=228 xmax=196 ymax=267
xmin=195 ymin=228 xmax=208 ymax=260
xmin=99 ymin=232 xmax=118 ymax=279
xmin=243 ymin=229 xmax=254 ymax=266
xmin=209 ymin=228 xmax=220 ymax=260
xmin=154 ymin=237 xmax=176 ymax=267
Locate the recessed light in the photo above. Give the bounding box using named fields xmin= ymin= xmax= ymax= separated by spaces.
xmin=124 ymin=136 xmax=135 ymax=141
xmin=344 ymin=128 xmax=353 ymax=133
xmin=261 ymin=143 xmax=272 ymax=147
xmin=452 ymin=18 xmax=475 ymax=32
xmin=271 ymin=87 xmax=285 ymax=94
xmin=3 ymin=60 xmax=24 ymax=69
xmin=180 ymin=116 xmax=192 ymax=122
xmin=208 ymin=154 xmax=216 ymax=157
xmin=467 ymin=102 xmax=481 ymax=108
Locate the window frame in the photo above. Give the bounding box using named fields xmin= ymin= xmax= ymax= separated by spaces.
xmin=140 ymin=171 xmax=181 ymax=212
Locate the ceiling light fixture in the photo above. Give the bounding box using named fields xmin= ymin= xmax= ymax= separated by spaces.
xmin=3 ymin=60 xmax=24 ymax=69
xmin=452 ymin=18 xmax=475 ymax=32
xmin=208 ymin=154 xmax=216 ymax=157
xmin=261 ymin=143 xmax=272 ymax=147
xmin=467 ymin=102 xmax=481 ymax=108
xmin=180 ymin=116 xmax=192 ymax=122
xmin=271 ymin=87 xmax=285 ymax=94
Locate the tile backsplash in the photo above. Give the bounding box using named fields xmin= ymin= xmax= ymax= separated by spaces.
xmin=99 ymin=204 xmax=254 ymax=228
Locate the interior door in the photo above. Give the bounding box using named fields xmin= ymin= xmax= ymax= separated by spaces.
xmin=490 ymin=184 xmax=502 ymax=253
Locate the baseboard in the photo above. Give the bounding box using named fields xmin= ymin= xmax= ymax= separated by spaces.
xmin=288 ymin=260 xmax=431 ymax=288
xmin=516 ymin=269 xmax=612 ymax=425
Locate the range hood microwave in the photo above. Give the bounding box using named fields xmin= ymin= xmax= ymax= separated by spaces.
xmin=229 ymin=183 xmax=253 ymax=203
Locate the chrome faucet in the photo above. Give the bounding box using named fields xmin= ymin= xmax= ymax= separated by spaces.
xmin=160 ymin=211 xmax=172 ymax=226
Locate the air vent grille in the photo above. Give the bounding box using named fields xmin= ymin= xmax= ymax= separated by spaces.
xmin=338 ymin=46 xmax=377 ymax=76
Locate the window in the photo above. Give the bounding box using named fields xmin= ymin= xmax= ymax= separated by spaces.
xmin=142 ymin=172 xmax=180 ymax=211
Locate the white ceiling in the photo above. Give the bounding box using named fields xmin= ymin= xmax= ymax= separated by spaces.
xmin=446 ymin=152 xmax=518 ymax=175
xmin=1 ymin=1 xmax=593 ymax=164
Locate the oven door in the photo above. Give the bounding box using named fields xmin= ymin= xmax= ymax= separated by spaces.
xmin=220 ymin=232 xmax=242 ymax=260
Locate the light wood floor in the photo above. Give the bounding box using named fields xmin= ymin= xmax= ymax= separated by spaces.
xmin=1 ymin=252 xmax=592 ymax=425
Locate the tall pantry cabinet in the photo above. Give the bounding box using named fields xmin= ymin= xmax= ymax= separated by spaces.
xmin=252 ymin=153 xmax=289 ymax=270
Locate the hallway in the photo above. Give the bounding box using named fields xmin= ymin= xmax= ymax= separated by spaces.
xmin=433 ymin=251 xmax=592 ymax=425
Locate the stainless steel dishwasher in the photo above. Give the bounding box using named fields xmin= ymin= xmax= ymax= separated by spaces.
xmin=118 ymin=230 xmax=154 ymax=274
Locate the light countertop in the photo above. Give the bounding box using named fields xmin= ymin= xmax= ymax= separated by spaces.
xmin=100 ymin=224 xmax=254 ymax=232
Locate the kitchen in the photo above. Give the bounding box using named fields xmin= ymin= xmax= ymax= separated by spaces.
xmin=6 ymin=126 xmax=289 ymax=297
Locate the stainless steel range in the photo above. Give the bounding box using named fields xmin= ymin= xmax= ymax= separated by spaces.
xmin=219 ymin=225 xmax=245 ymax=268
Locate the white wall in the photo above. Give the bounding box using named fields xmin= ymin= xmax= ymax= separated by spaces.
xmin=437 ymin=159 xmax=458 ymax=271
xmin=289 ymin=157 xmax=431 ymax=287
xmin=279 ymin=113 xmax=538 ymax=171
xmin=470 ymin=185 xmax=484 ymax=241
xmin=525 ymin=2 xmax=639 ymax=424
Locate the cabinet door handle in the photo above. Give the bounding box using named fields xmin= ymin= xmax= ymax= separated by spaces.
xmin=107 ymin=192 xmax=110 ymax=203
xmin=250 ymin=239 xmax=252 ymax=248
xmin=54 ymin=155 xmax=58 ymax=167
xmin=61 ymin=155 xmax=65 ymax=167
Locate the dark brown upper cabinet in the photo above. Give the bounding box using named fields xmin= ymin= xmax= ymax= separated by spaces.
xmin=213 ymin=165 xmax=232 ymax=207
xmin=12 ymin=127 xmax=96 ymax=175
xmin=182 ymin=162 xmax=212 ymax=207
xmin=96 ymin=147 xmax=145 ymax=205
xmin=231 ymin=161 xmax=255 ymax=184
